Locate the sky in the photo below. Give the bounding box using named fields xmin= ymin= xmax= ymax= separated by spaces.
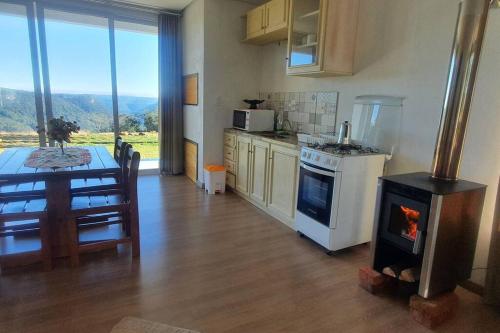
xmin=0 ymin=7 xmax=158 ymax=98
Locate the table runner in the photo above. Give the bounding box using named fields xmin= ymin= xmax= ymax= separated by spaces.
xmin=24 ymin=147 xmax=92 ymax=169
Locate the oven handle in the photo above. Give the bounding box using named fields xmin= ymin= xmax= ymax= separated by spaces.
xmin=300 ymin=163 xmax=336 ymax=178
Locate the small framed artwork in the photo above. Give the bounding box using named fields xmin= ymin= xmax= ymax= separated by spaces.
xmin=183 ymin=73 xmax=198 ymax=106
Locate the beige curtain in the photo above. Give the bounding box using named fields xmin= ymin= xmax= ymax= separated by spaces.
xmin=158 ymin=14 xmax=183 ymax=175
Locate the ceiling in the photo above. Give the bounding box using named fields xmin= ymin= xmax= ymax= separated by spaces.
xmin=117 ymin=0 xmax=194 ymax=11
xmin=237 ymin=0 xmax=265 ymax=4
xmin=117 ymin=0 xmax=266 ymax=11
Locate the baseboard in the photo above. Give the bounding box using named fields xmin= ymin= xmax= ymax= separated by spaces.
xmin=196 ymin=180 xmax=204 ymax=189
xmin=139 ymin=168 xmax=160 ymax=176
xmin=459 ymin=279 xmax=485 ymax=296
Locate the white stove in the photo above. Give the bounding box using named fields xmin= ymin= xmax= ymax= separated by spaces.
xmin=296 ymin=144 xmax=387 ymax=253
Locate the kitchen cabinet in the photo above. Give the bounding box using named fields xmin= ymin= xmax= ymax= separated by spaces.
xmin=249 ymin=139 xmax=270 ymax=206
xmin=244 ymin=0 xmax=289 ymax=45
xmin=224 ymin=133 xmax=237 ymax=189
xmin=224 ymin=130 xmax=299 ymax=229
xmin=287 ymin=0 xmax=359 ymax=77
xmin=267 ymin=144 xmax=299 ymax=226
xmin=266 ymin=0 xmax=289 ymax=34
xmin=246 ymin=5 xmax=266 ymax=40
xmin=236 ymin=135 xmax=251 ymax=195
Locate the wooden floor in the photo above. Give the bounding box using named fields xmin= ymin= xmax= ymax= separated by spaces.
xmin=0 ymin=176 xmax=499 ymax=333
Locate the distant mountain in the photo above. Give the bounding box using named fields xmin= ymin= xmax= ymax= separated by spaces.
xmin=0 ymin=88 xmax=158 ymax=132
xmin=91 ymin=95 xmax=159 ymax=116
xmin=0 ymin=88 xmax=39 ymax=132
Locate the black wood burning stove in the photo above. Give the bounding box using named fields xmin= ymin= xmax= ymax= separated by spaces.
xmin=368 ymin=0 xmax=492 ymax=302
xmin=371 ymin=173 xmax=486 ymax=298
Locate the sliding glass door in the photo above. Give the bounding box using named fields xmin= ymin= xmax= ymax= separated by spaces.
xmin=115 ymin=20 xmax=159 ymax=167
xmin=0 ymin=1 xmax=44 ymax=152
xmin=0 ymin=0 xmax=159 ymax=168
xmin=43 ymin=9 xmax=115 ymax=147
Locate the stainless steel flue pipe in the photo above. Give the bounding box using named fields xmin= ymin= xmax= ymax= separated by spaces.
xmin=431 ymin=0 xmax=491 ymax=181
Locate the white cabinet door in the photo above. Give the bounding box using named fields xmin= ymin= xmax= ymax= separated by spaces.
xmin=250 ymin=139 xmax=270 ymax=206
xmin=236 ymin=136 xmax=252 ymax=195
xmin=267 ymin=144 xmax=299 ymax=225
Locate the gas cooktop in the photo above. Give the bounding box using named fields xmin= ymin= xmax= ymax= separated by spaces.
xmin=308 ymin=143 xmax=381 ymax=156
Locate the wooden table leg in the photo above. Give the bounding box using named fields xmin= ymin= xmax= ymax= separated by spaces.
xmin=45 ymin=176 xmax=71 ymax=258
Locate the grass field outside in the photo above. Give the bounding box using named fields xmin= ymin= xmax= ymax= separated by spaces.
xmin=0 ymin=132 xmax=159 ymax=160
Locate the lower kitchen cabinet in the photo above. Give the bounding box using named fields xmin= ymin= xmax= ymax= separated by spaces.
xmin=227 ymin=131 xmax=300 ymax=229
xmin=236 ymin=135 xmax=252 ymax=195
xmin=267 ymin=144 xmax=299 ymax=226
xmin=249 ymin=139 xmax=270 ymax=206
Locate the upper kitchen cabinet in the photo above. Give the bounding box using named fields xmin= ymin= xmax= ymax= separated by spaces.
xmin=287 ymin=0 xmax=360 ymax=77
xmin=246 ymin=4 xmax=266 ymax=40
xmin=244 ymin=0 xmax=290 ymax=45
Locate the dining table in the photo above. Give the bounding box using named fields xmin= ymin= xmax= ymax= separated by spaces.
xmin=0 ymin=146 xmax=120 ymax=257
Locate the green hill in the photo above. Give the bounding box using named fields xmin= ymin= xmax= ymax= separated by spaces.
xmin=0 ymin=88 xmax=158 ymax=132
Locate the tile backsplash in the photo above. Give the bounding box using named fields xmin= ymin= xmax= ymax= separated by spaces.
xmin=258 ymin=91 xmax=339 ymax=134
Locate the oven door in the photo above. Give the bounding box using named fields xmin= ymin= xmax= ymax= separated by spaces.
xmin=233 ymin=110 xmax=248 ymax=130
xmin=297 ymin=162 xmax=336 ymax=227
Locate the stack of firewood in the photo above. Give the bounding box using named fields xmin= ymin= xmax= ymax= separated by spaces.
xmin=382 ymin=264 xmax=421 ymax=283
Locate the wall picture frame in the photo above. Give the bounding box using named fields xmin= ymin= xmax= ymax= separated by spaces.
xmin=183 ymin=73 xmax=198 ymax=106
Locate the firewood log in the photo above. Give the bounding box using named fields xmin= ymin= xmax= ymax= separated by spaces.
xmin=382 ymin=264 xmax=403 ymax=278
xmin=399 ymin=267 xmax=421 ymax=283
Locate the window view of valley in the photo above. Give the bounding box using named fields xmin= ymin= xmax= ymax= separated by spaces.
xmin=0 ymin=3 xmax=159 ymax=164
xmin=0 ymin=87 xmax=159 ymax=159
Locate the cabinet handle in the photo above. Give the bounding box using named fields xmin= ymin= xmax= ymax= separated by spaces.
xmin=267 ymin=7 xmax=270 ymax=28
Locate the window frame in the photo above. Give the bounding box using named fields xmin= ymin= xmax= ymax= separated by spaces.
xmin=0 ymin=0 xmax=47 ymax=145
xmin=23 ymin=0 xmax=159 ymax=145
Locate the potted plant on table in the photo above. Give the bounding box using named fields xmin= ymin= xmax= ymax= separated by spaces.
xmin=40 ymin=117 xmax=80 ymax=154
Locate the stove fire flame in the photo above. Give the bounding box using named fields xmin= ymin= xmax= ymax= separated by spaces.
xmin=400 ymin=205 xmax=419 ymax=241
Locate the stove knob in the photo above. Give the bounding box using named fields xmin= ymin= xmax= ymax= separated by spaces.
xmin=307 ymin=152 xmax=312 ymax=159
xmin=325 ymin=158 xmax=331 ymax=165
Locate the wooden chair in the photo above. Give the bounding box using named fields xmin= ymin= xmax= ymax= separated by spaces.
xmin=113 ymin=136 xmax=128 ymax=165
xmin=67 ymin=148 xmax=141 ymax=266
xmin=0 ymin=195 xmax=52 ymax=271
xmin=0 ymin=180 xmax=46 ymax=200
xmin=71 ymin=137 xmax=131 ymax=194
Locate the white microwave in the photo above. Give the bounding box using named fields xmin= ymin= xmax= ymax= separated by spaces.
xmin=233 ymin=109 xmax=275 ymax=132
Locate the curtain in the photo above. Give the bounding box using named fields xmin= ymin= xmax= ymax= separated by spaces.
xmin=159 ymin=14 xmax=183 ymax=175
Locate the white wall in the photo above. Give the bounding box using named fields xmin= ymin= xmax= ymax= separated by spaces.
xmin=462 ymin=6 xmax=500 ymax=286
xmin=183 ymin=0 xmax=262 ymax=182
xmin=182 ymin=0 xmax=204 ymax=179
xmin=202 ymin=0 xmax=262 ymax=174
xmin=259 ymin=0 xmax=500 ymax=286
